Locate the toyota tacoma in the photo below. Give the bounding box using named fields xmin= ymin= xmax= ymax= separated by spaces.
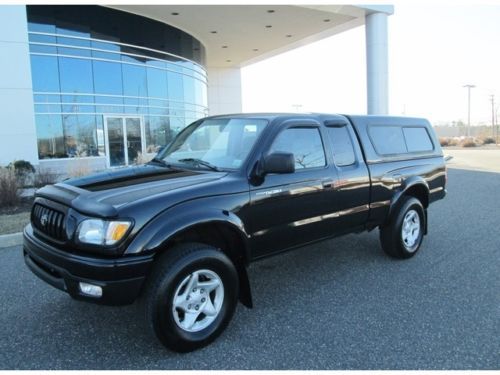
xmin=23 ymin=113 xmax=446 ymax=352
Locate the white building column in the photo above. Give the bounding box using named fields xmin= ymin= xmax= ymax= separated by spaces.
xmin=207 ymin=67 xmax=242 ymax=115
xmin=0 ymin=5 xmax=38 ymax=166
xmin=365 ymin=12 xmax=389 ymax=115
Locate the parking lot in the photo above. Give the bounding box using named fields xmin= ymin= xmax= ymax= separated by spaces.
xmin=0 ymin=167 xmax=498 ymax=370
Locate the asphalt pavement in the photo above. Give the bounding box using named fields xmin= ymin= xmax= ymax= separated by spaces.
xmin=0 ymin=168 xmax=498 ymax=370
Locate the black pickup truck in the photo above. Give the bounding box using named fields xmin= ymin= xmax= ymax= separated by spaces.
xmin=23 ymin=113 xmax=446 ymax=352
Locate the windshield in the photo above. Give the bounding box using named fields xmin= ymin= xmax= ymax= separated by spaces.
xmin=158 ymin=118 xmax=268 ymax=170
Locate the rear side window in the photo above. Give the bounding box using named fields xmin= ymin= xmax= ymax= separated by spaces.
xmin=327 ymin=127 xmax=356 ymax=166
xmin=403 ymin=127 xmax=434 ymax=152
xmin=270 ymin=127 xmax=326 ymax=169
xmin=369 ymin=126 xmax=407 ymax=155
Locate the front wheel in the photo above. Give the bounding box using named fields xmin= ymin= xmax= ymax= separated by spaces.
xmin=144 ymin=243 xmax=239 ymax=352
xmin=379 ymin=196 xmax=425 ymax=259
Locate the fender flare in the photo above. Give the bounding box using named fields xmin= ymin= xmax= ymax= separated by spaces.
xmin=126 ymin=205 xmax=250 ymax=260
xmin=125 ymin=204 xmax=253 ymax=308
xmin=388 ymin=176 xmax=429 ymax=219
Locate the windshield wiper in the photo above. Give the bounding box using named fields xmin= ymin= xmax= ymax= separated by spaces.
xmin=148 ymin=157 xmax=173 ymax=168
xmin=177 ymin=158 xmax=221 ymax=172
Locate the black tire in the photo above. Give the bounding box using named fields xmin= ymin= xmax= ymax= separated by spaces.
xmin=379 ymin=196 xmax=425 ymax=259
xmin=144 ymin=242 xmax=239 ymax=352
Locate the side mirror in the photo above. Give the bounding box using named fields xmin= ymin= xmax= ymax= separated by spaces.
xmin=261 ymin=152 xmax=295 ymax=175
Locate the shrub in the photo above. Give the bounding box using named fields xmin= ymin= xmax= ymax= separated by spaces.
xmin=461 ymin=140 xmax=477 ymax=147
xmin=9 ymin=160 xmax=35 ymax=174
xmin=7 ymin=160 xmax=36 ymax=187
xmin=482 ymin=137 xmax=496 ymax=145
xmin=0 ymin=167 xmax=20 ymax=207
xmin=34 ymin=169 xmax=60 ymax=188
xmin=439 ymin=137 xmax=450 ymax=147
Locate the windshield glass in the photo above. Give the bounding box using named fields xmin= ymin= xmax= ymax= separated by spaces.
xmin=159 ymin=118 xmax=268 ymax=170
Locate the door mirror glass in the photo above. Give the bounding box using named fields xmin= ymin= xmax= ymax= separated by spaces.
xmin=262 ymin=152 xmax=295 ymax=175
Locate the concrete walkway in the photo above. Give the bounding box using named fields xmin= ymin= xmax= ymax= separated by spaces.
xmin=0 ymin=232 xmax=23 ymax=249
xmin=444 ymin=148 xmax=500 ymax=173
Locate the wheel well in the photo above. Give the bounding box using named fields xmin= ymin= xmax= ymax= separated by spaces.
xmin=404 ymin=184 xmax=429 ymax=208
xmin=162 ymin=222 xmax=253 ymax=308
xmin=166 ymin=222 xmax=248 ymax=265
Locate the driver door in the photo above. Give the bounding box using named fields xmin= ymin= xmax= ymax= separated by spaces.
xmin=247 ymin=124 xmax=340 ymax=259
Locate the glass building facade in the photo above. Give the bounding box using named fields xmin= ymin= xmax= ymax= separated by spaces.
xmin=27 ymin=5 xmax=208 ymax=167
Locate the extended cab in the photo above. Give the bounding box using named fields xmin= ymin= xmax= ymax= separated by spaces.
xmin=23 ymin=113 xmax=446 ymax=352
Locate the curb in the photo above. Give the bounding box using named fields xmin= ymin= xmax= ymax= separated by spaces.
xmin=0 ymin=232 xmax=23 ymax=249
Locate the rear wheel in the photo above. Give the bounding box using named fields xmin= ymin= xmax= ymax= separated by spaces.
xmin=144 ymin=243 xmax=238 ymax=352
xmin=379 ymin=196 xmax=425 ymax=259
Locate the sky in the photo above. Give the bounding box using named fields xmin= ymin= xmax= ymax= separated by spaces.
xmin=241 ymin=3 xmax=500 ymax=126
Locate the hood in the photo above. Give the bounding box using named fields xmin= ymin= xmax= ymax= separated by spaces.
xmin=36 ymin=164 xmax=227 ymax=218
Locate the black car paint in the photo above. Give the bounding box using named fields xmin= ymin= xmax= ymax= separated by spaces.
xmin=23 ymin=113 xmax=446 ymax=306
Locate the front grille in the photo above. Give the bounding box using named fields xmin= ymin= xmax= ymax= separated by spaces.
xmin=31 ymin=204 xmax=66 ymax=241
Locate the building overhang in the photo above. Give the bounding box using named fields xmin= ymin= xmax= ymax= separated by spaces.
xmin=107 ymin=4 xmax=393 ymax=68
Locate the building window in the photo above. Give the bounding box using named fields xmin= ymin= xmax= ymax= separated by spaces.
xmin=27 ymin=5 xmax=208 ymax=161
xmin=35 ymin=114 xmax=65 ymax=159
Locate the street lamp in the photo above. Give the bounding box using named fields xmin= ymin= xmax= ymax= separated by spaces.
xmin=463 ymin=84 xmax=475 ymax=137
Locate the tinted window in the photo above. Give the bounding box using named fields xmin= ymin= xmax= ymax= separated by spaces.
xmin=270 ymin=128 xmax=326 ymax=170
xmin=327 ymin=127 xmax=356 ymax=166
xmin=93 ymin=61 xmax=123 ymax=95
xmin=63 ymin=115 xmax=99 ymax=157
xmin=146 ymin=64 xmax=168 ymax=99
xmin=30 ymin=55 xmax=60 ymax=92
xmin=369 ymin=126 xmax=407 ymax=155
xmin=122 ymin=64 xmax=148 ymax=97
xmin=403 ymin=127 xmax=434 ymax=152
xmin=58 ymin=57 xmax=94 ymax=93
xmin=35 ymin=114 xmax=65 ymax=159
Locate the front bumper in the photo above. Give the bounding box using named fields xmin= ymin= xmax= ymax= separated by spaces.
xmin=23 ymin=225 xmax=154 ymax=305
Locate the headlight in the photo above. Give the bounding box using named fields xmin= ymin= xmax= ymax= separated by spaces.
xmin=77 ymin=219 xmax=132 ymax=246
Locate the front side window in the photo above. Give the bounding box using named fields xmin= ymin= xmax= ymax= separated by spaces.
xmin=161 ymin=118 xmax=268 ymax=170
xmin=269 ymin=128 xmax=326 ymax=170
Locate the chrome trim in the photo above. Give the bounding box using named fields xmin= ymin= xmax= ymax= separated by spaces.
xmin=291 ymin=204 xmax=370 ymax=227
xmin=28 ymin=31 xmax=206 ymax=72
xmin=370 ymin=200 xmax=390 ymax=209
xmin=337 ymin=204 xmax=370 ymax=217
xmin=429 ymin=186 xmax=444 ymax=194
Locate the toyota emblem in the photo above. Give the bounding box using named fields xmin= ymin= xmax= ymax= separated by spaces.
xmin=40 ymin=213 xmax=48 ymax=226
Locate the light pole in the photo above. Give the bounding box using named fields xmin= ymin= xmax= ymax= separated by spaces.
xmin=490 ymin=94 xmax=495 ymax=139
xmin=496 ymin=103 xmax=500 ymax=145
xmin=463 ymin=84 xmax=475 ymax=137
